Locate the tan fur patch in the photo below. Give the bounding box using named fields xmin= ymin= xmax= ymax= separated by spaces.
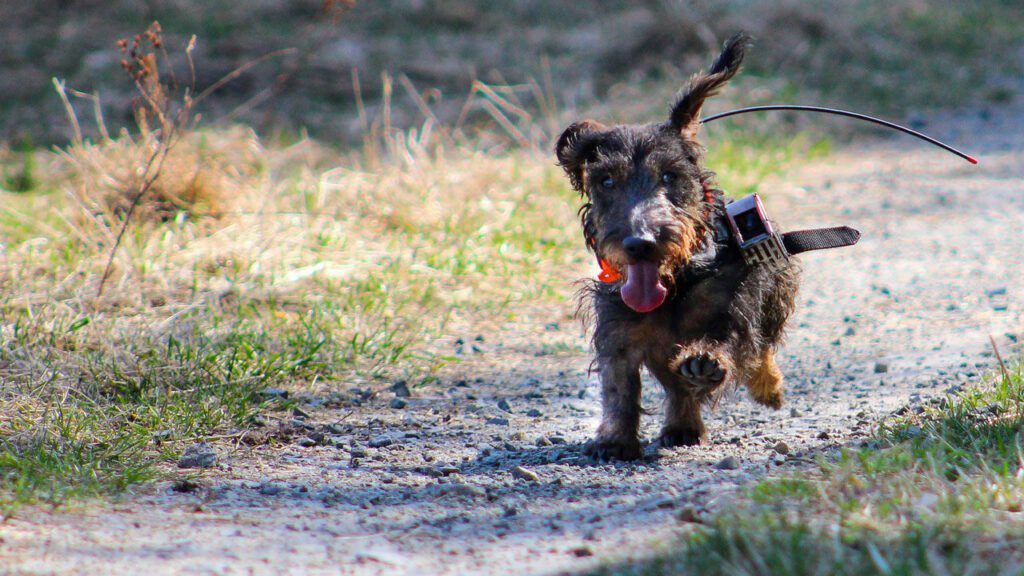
xmin=745 ymin=349 xmax=784 ymax=409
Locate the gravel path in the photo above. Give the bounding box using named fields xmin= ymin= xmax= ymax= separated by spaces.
xmin=2 ymin=101 xmax=1022 ymax=575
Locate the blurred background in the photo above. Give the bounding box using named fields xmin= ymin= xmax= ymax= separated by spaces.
xmin=2 ymin=0 xmax=1021 ymax=147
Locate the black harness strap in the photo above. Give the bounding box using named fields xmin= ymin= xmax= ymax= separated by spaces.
xmin=781 ymin=226 xmax=861 ymax=255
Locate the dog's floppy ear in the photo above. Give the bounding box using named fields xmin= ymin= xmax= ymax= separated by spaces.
xmin=555 ymin=119 xmax=607 ymax=193
xmin=669 ymin=32 xmax=750 ymax=140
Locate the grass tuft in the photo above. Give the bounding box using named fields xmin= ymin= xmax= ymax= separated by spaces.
xmin=595 ymin=362 xmax=1024 ymax=575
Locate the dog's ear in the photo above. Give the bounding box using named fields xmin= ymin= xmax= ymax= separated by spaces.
xmin=555 ymin=119 xmax=607 ymax=193
xmin=669 ymin=32 xmax=750 ymax=140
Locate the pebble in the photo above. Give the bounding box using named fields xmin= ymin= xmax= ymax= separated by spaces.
xmin=874 ymin=362 xmax=889 ymax=374
xmin=486 ymin=417 xmax=510 ymax=427
xmin=571 ymin=546 xmax=594 ymax=557
xmin=390 ymin=380 xmax=411 ymax=398
xmin=677 ymin=506 xmax=702 ymax=523
xmin=368 ymin=436 xmax=393 ymax=448
xmin=258 ymin=388 xmax=289 ymax=400
xmin=512 ymin=466 xmax=540 ymax=482
xmin=817 ymin=431 xmax=831 ymax=440
xmin=772 ymin=440 xmax=790 ymax=455
xmin=497 ymin=399 xmax=513 ymax=413
xmin=296 ymin=437 xmax=318 ymax=448
xmin=258 ymin=482 xmax=285 ymax=496
xmin=790 ymin=407 xmax=803 ymax=417
xmin=526 ymin=409 xmax=543 ymax=418
xmin=177 ymin=443 xmax=217 ymax=469
xmin=444 ymin=483 xmax=486 ymax=499
xmin=714 ymin=456 xmax=740 ymax=470
xmin=390 ymin=398 xmax=408 ymax=409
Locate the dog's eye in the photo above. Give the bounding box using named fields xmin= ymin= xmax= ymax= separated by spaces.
xmin=601 ymin=177 xmax=615 ymax=189
xmin=661 ymin=172 xmax=677 ymax=185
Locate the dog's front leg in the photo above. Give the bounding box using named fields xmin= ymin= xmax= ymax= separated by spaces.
xmin=586 ymin=353 xmax=643 ymax=461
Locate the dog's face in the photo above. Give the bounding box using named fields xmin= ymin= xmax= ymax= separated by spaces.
xmin=557 ymin=122 xmax=707 ymax=312
xmin=555 ymin=33 xmax=749 ymax=313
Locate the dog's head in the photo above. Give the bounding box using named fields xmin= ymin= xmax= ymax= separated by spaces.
xmin=555 ymin=33 xmax=749 ymax=313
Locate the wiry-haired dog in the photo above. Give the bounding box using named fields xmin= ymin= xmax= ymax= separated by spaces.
xmin=556 ymin=33 xmax=799 ymax=460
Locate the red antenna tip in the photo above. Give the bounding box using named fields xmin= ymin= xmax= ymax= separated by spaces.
xmin=966 ymin=155 xmax=979 ymax=165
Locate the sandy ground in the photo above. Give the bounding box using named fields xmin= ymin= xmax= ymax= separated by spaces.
xmin=1 ymin=100 xmax=1022 ymax=575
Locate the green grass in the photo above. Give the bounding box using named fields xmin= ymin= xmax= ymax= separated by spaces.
xmin=595 ymin=361 xmax=1024 ymax=575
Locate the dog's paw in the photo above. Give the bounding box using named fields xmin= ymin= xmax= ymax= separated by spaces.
xmin=585 ymin=436 xmax=643 ymax=461
xmin=658 ymin=425 xmax=704 ymax=448
xmin=754 ymin=388 xmax=784 ymax=410
xmin=677 ymin=353 xmax=726 ymax=387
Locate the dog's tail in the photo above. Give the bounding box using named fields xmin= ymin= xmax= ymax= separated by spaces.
xmin=669 ymin=32 xmax=751 ymax=138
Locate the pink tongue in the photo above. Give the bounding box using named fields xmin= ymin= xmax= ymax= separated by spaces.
xmin=621 ymin=262 xmax=667 ymax=313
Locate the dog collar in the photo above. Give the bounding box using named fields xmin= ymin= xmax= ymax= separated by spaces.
xmin=724 ymin=193 xmax=860 ymax=270
xmin=596 ymin=192 xmax=859 ymax=282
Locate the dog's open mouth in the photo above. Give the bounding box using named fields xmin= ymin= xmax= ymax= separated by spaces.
xmin=621 ymin=261 xmax=667 ymax=313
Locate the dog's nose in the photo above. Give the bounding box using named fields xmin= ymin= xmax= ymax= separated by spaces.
xmin=623 ymin=235 xmax=657 ymax=261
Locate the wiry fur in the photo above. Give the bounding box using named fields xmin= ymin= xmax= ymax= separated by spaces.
xmin=556 ymin=33 xmax=799 ymax=460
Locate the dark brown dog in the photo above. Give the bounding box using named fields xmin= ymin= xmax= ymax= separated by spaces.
xmin=556 ymin=33 xmax=799 ymax=460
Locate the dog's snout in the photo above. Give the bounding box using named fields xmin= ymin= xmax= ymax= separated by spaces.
xmin=623 ymin=235 xmax=657 ymax=261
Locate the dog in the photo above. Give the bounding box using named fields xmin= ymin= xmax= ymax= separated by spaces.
xmin=555 ymin=33 xmax=799 ymax=461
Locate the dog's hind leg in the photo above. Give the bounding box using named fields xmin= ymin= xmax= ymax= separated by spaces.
xmin=744 ymin=348 xmax=784 ymax=409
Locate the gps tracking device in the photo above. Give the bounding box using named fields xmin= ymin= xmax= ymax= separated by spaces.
xmin=725 ymin=194 xmax=789 ymax=270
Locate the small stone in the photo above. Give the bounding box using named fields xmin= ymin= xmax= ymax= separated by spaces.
xmin=817 ymin=431 xmax=831 ymax=440
xmin=512 ymin=466 xmax=540 ymax=482
xmin=844 ymin=326 xmax=856 ymax=336
xmin=571 ymin=546 xmax=594 ymax=557
xmin=536 ymin=437 xmax=552 ymax=447
xmin=772 ymin=453 xmax=787 ymax=465
xmin=177 ymin=443 xmax=217 ymax=469
xmin=171 ymin=478 xmax=201 ymax=493
xmin=526 ymin=409 xmax=543 ymax=418
xmin=390 ymin=380 xmax=411 ymax=398
xmin=368 ymin=436 xmax=393 ymax=448
xmin=296 ymin=436 xmax=318 ymax=448
xmin=677 ymin=506 xmax=702 ymax=523
xmin=447 ymin=483 xmax=486 ymax=498
xmin=653 ymin=497 xmax=676 ymax=509
xmin=438 ymin=465 xmax=461 ymax=476
xmin=497 ymin=399 xmax=513 ymax=413
xmin=486 ymin=417 xmax=510 ymax=427
xmin=714 ymin=456 xmax=741 ymax=470
xmin=772 ymin=441 xmax=790 ymax=455
xmin=789 ymin=407 xmax=803 ymax=417
xmin=390 ymin=398 xmax=408 ymax=409
xmin=326 ymin=422 xmax=349 ymax=434
xmin=874 ymin=362 xmax=889 ymax=374
xmin=258 ymin=388 xmax=289 ymax=400
xmin=259 ymin=482 xmax=285 ymax=496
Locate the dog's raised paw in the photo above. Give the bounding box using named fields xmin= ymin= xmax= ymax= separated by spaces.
xmin=584 ymin=437 xmax=643 ymax=462
xmin=677 ymin=353 xmax=726 ymax=386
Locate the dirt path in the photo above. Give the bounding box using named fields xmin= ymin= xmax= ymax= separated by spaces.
xmin=2 ymin=102 xmax=1022 ymax=575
